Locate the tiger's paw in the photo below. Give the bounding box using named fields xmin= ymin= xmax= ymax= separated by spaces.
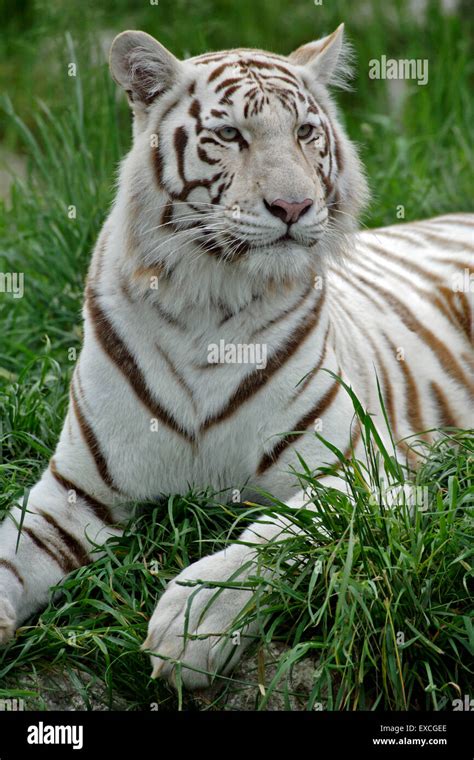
xmin=143 ymin=546 xmax=259 ymax=689
xmin=0 ymin=597 xmax=17 ymax=646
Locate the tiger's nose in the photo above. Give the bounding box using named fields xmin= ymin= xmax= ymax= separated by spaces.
xmin=265 ymin=198 xmax=313 ymax=224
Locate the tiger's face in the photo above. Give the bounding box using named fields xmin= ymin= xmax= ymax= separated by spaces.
xmin=110 ymin=26 xmax=368 ymax=283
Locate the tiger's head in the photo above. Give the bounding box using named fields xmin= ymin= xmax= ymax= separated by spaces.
xmin=110 ymin=26 xmax=368 ymax=291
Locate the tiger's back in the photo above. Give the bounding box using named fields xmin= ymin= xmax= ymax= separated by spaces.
xmin=329 ymin=213 xmax=474 ymax=446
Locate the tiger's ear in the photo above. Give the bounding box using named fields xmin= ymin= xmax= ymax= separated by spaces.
xmin=289 ymin=24 xmax=352 ymax=88
xmin=109 ymin=30 xmax=183 ymax=106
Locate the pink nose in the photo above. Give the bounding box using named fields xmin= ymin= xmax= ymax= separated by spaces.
xmin=266 ymin=198 xmax=313 ymax=224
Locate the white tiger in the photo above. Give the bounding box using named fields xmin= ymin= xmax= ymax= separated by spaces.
xmin=0 ymin=25 xmax=472 ymax=690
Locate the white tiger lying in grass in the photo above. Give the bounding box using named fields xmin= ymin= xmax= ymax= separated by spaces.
xmin=0 ymin=25 xmax=472 ymax=689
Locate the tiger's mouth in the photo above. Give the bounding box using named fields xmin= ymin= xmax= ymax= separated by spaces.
xmin=172 ymin=209 xmax=326 ymax=257
xmin=277 ymin=232 xmax=293 ymax=243
xmin=181 ymin=218 xmax=324 ymax=262
xmin=225 ymin=231 xmax=323 ymax=257
xmin=257 ymin=231 xmax=323 ymax=250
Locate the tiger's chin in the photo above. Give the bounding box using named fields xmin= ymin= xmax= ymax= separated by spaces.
xmin=239 ymin=237 xmax=324 ymax=286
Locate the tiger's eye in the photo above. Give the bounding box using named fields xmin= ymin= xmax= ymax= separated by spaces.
xmin=297 ymin=123 xmax=314 ymax=140
xmin=215 ymin=126 xmax=240 ymax=141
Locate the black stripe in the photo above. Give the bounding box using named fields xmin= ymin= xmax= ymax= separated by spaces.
xmin=356 ymin=275 xmax=474 ymax=394
xmin=0 ymin=558 xmax=24 ymax=587
xmin=86 ymin=286 xmax=195 ymax=443
xmin=201 ymin=293 xmax=327 ymax=431
xmin=258 ymin=376 xmax=341 ymax=474
xmin=38 ymin=510 xmax=90 ymax=567
xmin=71 ymin=377 xmax=119 ymax=492
xmin=50 ymin=458 xmax=116 ymax=526
xmin=23 ymin=526 xmax=76 ymax=574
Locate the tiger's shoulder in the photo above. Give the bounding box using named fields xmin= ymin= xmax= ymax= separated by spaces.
xmin=331 ymin=212 xmax=473 ymax=285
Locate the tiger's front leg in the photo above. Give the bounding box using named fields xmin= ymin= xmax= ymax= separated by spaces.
xmin=0 ymin=458 xmax=123 ymax=644
xmin=143 ymin=490 xmax=320 ymax=690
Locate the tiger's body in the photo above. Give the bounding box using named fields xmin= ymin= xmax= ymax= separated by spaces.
xmin=0 ymin=26 xmax=472 ymax=689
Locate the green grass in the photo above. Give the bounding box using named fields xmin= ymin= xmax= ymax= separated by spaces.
xmin=0 ymin=0 xmax=473 ymax=710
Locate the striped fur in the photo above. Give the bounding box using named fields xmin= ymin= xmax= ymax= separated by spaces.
xmin=0 ymin=27 xmax=472 ymax=689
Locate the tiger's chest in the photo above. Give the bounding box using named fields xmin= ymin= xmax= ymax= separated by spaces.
xmin=79 ymin=287 xmax=337 ymax=500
